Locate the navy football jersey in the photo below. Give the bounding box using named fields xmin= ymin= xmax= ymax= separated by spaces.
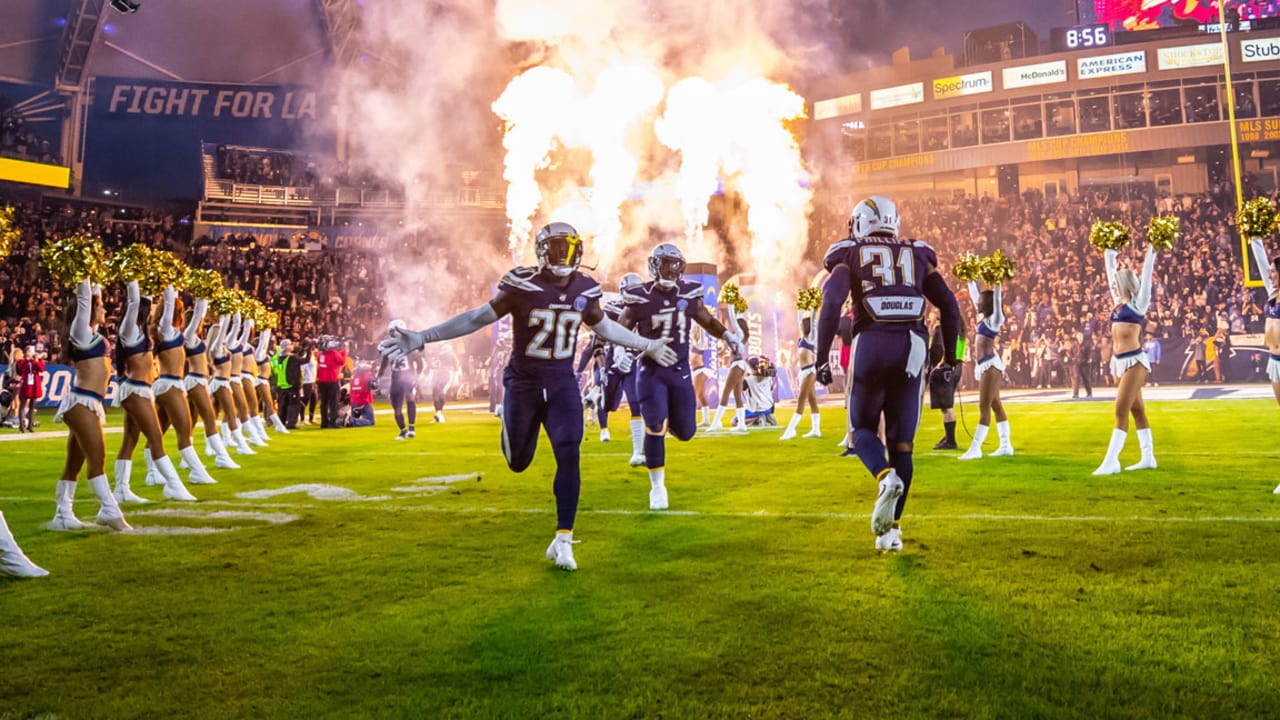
xmin=622 ymin=279 xmax=704 ymax=367
xmin=824 ymin=236 xmax=935 ymax=335
xmin=498 ymin=267 xmax=602 ymax=377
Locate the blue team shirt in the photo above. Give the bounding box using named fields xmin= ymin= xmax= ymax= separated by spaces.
xmin=823 ymin=236 xmax=935 ymax=336
xmin=622 ymin=279 xmax=704 ymax=369
xmin=498 ymin=267 xmax=602 ymax=378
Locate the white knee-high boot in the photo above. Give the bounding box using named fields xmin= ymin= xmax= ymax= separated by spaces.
xmin=114 ymin=459 xmax=148 ymax=503
xmin=154 ymin=454 xmax=197 ymax=501
xmin=0 ymin=511 xmax=48 ymax=577
xmin=49 ymin=480 xmax=85 ymax=531
xmin=803 ymin=412 xmax=822 ymax=438
xmin=780 ymin=412 xmax=802 ymax=441
xmin=1125 ymin=428 xmax=1156 ymax=470
xmin=1093 ymin=428 xmax=1127 ymax=475
xmin=89 ymin=475 xmax=130 ymax=531
xmin=959 ymin=424 xmax=989 ymax=461
xmin=208 ymin=433 xmax=240 ymax=469
xmin=181 ymin=445 xmax=218 ymax=485
xmin=991 ymin=420 xmax=1014 ymax=457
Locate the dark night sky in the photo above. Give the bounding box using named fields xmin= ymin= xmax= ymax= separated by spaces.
xmin=829 ymin=0 xmax=1081 ymax=67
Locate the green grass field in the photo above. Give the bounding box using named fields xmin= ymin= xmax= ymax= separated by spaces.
xmin=3 ymin=398 xmax=1280 ymax=719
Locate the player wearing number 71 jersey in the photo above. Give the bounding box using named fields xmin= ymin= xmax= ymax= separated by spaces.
xmin=620 ymin=243 xmax=747 ymax=511
xmin=379 ymin=222 xmax=678 ymax=571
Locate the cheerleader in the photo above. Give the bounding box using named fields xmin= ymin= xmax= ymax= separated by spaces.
xmin=707 ymin=306 xmax=751 ymax=433
xmin=1250 ymin=239 xmax=1280 ymax=409
xmin=1093 ymin=243 xmax=1159 ymax=475
xmin=0 ymin=510 xmax=46 ymax=576
xmin=958 ymin=280 xmax=1013 ymax=460
xmin=184 ymin=295 xmax=238 ymax=469
xmin=51 ymin=280 xmax=129 ymax=531
xmin=255 ymin=328 xmax=289 ymax=434
xmin=149 ymin=285 xmax=217 ymax=486
xmin=236 ymin=321 xmax=268 ymax=446
xmin=780 ymin=304 xmax=821 ymax=440
xmin=111 ymin=280 xmax=197 ymax=503
xmin=690 ymin=326 xmax=714 ymax=427
xmin=210 ymin=313 xmax=255 ymax=456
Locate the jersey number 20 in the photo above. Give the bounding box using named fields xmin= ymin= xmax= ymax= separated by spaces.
xmin=860 ymin=245 xmax=915 ymax=289
xmin=526 ymin=309 xmax=582 ymax=360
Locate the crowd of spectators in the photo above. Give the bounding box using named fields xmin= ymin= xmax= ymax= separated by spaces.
xmin=212 ymin=145 xmax=395 ymax=194
xmin=1 ymin=104 xmax=58 ymax=165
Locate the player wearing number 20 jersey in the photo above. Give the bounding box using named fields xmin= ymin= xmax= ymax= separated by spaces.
xmin=622 ymin=243 xmax=745 ymax=511
xmin=378 ymin=222 xmax=677 ymax=571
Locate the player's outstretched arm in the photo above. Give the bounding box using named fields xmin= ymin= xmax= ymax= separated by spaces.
xmin=814 ymin=263 xmax=851 ymax=384
xmin=584 ymin=304 xmax=678 ymax=367
xmin=923 ymin=270 xmax=962 ymax=366
xmin=690 ymin=304 xmax=745 ymax=359
xmin=380 ymin=293 xmax=512 ymax=362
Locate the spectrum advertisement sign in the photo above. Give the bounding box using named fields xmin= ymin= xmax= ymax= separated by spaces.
xmin=932 ymin=71 xmax=993 ymax=100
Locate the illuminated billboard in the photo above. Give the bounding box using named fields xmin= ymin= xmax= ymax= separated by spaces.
xmin=1085 ymin=0 xmax=1279 ymax=31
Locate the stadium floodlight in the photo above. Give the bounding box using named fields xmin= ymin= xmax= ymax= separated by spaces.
xmin=109 ymin=0 xmax=140 ymax=13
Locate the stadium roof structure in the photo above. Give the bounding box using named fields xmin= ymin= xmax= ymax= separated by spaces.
xmin=0 ymin=0 xmax=341 ymax=89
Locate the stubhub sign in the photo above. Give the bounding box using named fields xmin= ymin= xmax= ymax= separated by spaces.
xmin=1241 ymin=37 xmax=1280 ymax=63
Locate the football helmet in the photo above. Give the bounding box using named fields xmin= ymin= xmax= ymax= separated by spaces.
xmin=535 ymin=222 xmax=583 ymax=278
xmin=619 ymin=272 xmax=644 ymax=290
xmin=849 ymin=196 xmax=899 ymax=238
xmin=647 ymin=243 xmax=685 ymax=289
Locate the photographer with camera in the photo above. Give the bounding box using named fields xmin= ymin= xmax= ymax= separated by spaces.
xmin=927 ymin=316 xmax=964 ymax=450
xmin=316 ymin=336 xmax=347 ymax=429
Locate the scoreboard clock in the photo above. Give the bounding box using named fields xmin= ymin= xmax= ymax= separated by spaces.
xmin=1051 ymin=24 xmax=1113 ymax=52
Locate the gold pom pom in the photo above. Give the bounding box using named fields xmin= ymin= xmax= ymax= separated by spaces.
xmin=795 ymin=287 xmax=822 ymax=310
xmin=184 ymin=269 xmax=223 ymax=299
xmin=1146 ymin=215 xmax=1179 ymax=252
xmin=952 ymin=252 xmax=983 ymax=282
xmin=1089 ymin=220 xmax=1131 ymax=252
xmin=719 ymin=283 xmax=748 ymax=313
xmin=210 ymin=287 xmax=247 ymax=317
xmin=979 ymin=249 xmax=1017 ymax=285
xmin=107 ymin=243 xmax=151 ymax=283
xmin=1237 ymin=197 xmax=1277 ymax=239
xmin=0 ymin=205 xmax=19 ymax=261
xmin=41 ymin=234 xmax=110 ymax=287
xmin=143 ymin=249 xmax=188 ymax=296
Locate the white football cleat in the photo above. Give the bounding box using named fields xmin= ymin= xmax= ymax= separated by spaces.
xmin=871 ymin=470 xmax=903 ymax=537
xmin=628 ymin=453 xmax=646 ymax=468
xmin=875 ymin=527 xmax=903 ymax=552
xmin=600 ymin=429 xmax=611 ymax=443
xmin=1125 ymin=456 xmax=1157 ymax=471
xmin=990 ymin=445 xmax=1014 ymax=457
xmin=649 ymin=485 xmax=669 ymax=511
xmin=395 ymin=430 xmax=407 ymax=441
xmin=434 ymin=411 xmax=445 ymax=424
xmin=545 ymin=535 xmax=577 ymax=571
xmin=1092 ymin=460 xmax=1122 ymax=476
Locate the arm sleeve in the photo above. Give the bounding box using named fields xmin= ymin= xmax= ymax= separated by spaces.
xmin=1250 ymin=238 xmax=1276 ymax=297
xmin=588 ymin=315 xmax=655 ymax=353
xmin=159 ymin=286 xmax=180 ymax=341
xmin=238 ymin=319 xmax=255 ymax=348
xmin=119 ymin=280 xmax=143 ymax=346
xmin=967 ymin=281 xmax=980 ymax=310
xmin=923 ymin=271 xmax=961 ymax=364
xmin=255 ymin=329 xmax=271 ymax=362
xmin=989 ymin=285 xmax=1005 ymax=332
xmin=421 ymin=303 xmax=500 ymax=343
xmin=209 ymin=315 xmax=228 ymax=355
xmin=377 ymin=356 xmax=389 ymax=378
xmin=1134 ymin=247 xmax=1156 ymax=315
xmin=576 ymin=336 xmax=598 ymax=374
xmin=1104 ymin=249 xmax=1122 ymax=305
xmin=815 ymin=264 xmax=851 ymax=364
xmin=227 ymin=313 xmax=242 ymax=349
xmin=70 ymin=279 xmax=95 ymax=347
xmin=185 ymin=299 xmax=208 ymax=347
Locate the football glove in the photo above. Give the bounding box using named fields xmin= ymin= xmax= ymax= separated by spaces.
xmin=378 ymin=327 xmax=427 ymax=362
xmin=616 ymin=351 xmax=634 ymax=374
xmin=815 ymin=362 xmax=833 ymax=386
xmin=723 ymin=330 xmax=746 ymax=359
xmin=641 ymin=337 xmax=678 ymax=367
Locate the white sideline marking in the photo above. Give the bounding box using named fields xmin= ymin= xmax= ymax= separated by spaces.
xmin=235 ymin=484 xmax=390 ymax=502
xmin=125 ymin=508 xmax=299 ymax=535
xmin=391 ymin=472 xmax=481 ymax=494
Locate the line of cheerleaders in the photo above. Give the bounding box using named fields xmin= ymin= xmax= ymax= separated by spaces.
xmin=1 ymin=277 xmax=290 ymax=577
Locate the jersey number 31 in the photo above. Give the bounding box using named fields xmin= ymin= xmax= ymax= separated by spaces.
xmin=860 ymin=245 xmax=915 ymax=289
xmin=526 ymin=309 xmax=582 ymax=360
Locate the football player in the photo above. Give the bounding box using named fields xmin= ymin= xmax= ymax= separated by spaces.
xmin=380 ymin=222 xmax=677 ymax=571
xmin=620 ymin=243 xmax=746 ymax=510
xmin=576 ymin=273 xmax=647 ymax=465
xmin=377 ymin=320 xmax=425 ymax=440
xmin=816 ymin=196 xmax=961 ymax=552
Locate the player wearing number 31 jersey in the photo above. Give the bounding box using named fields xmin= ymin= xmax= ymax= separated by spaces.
xmin=815 ymin=196 xmax=961 ymax=553
xmin=379 ymin=222 xmax=678 ymax=571
xmin=621 ymin=243 xmax=746 ymax=511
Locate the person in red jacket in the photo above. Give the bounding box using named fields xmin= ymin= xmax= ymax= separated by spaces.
xmin=316 ymin=338 xmax=347 ymax=428
xmin=345 ymin=362 xmax=375 ymax=427
xmin=16 ymin=346 xmax=44 ymax=433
